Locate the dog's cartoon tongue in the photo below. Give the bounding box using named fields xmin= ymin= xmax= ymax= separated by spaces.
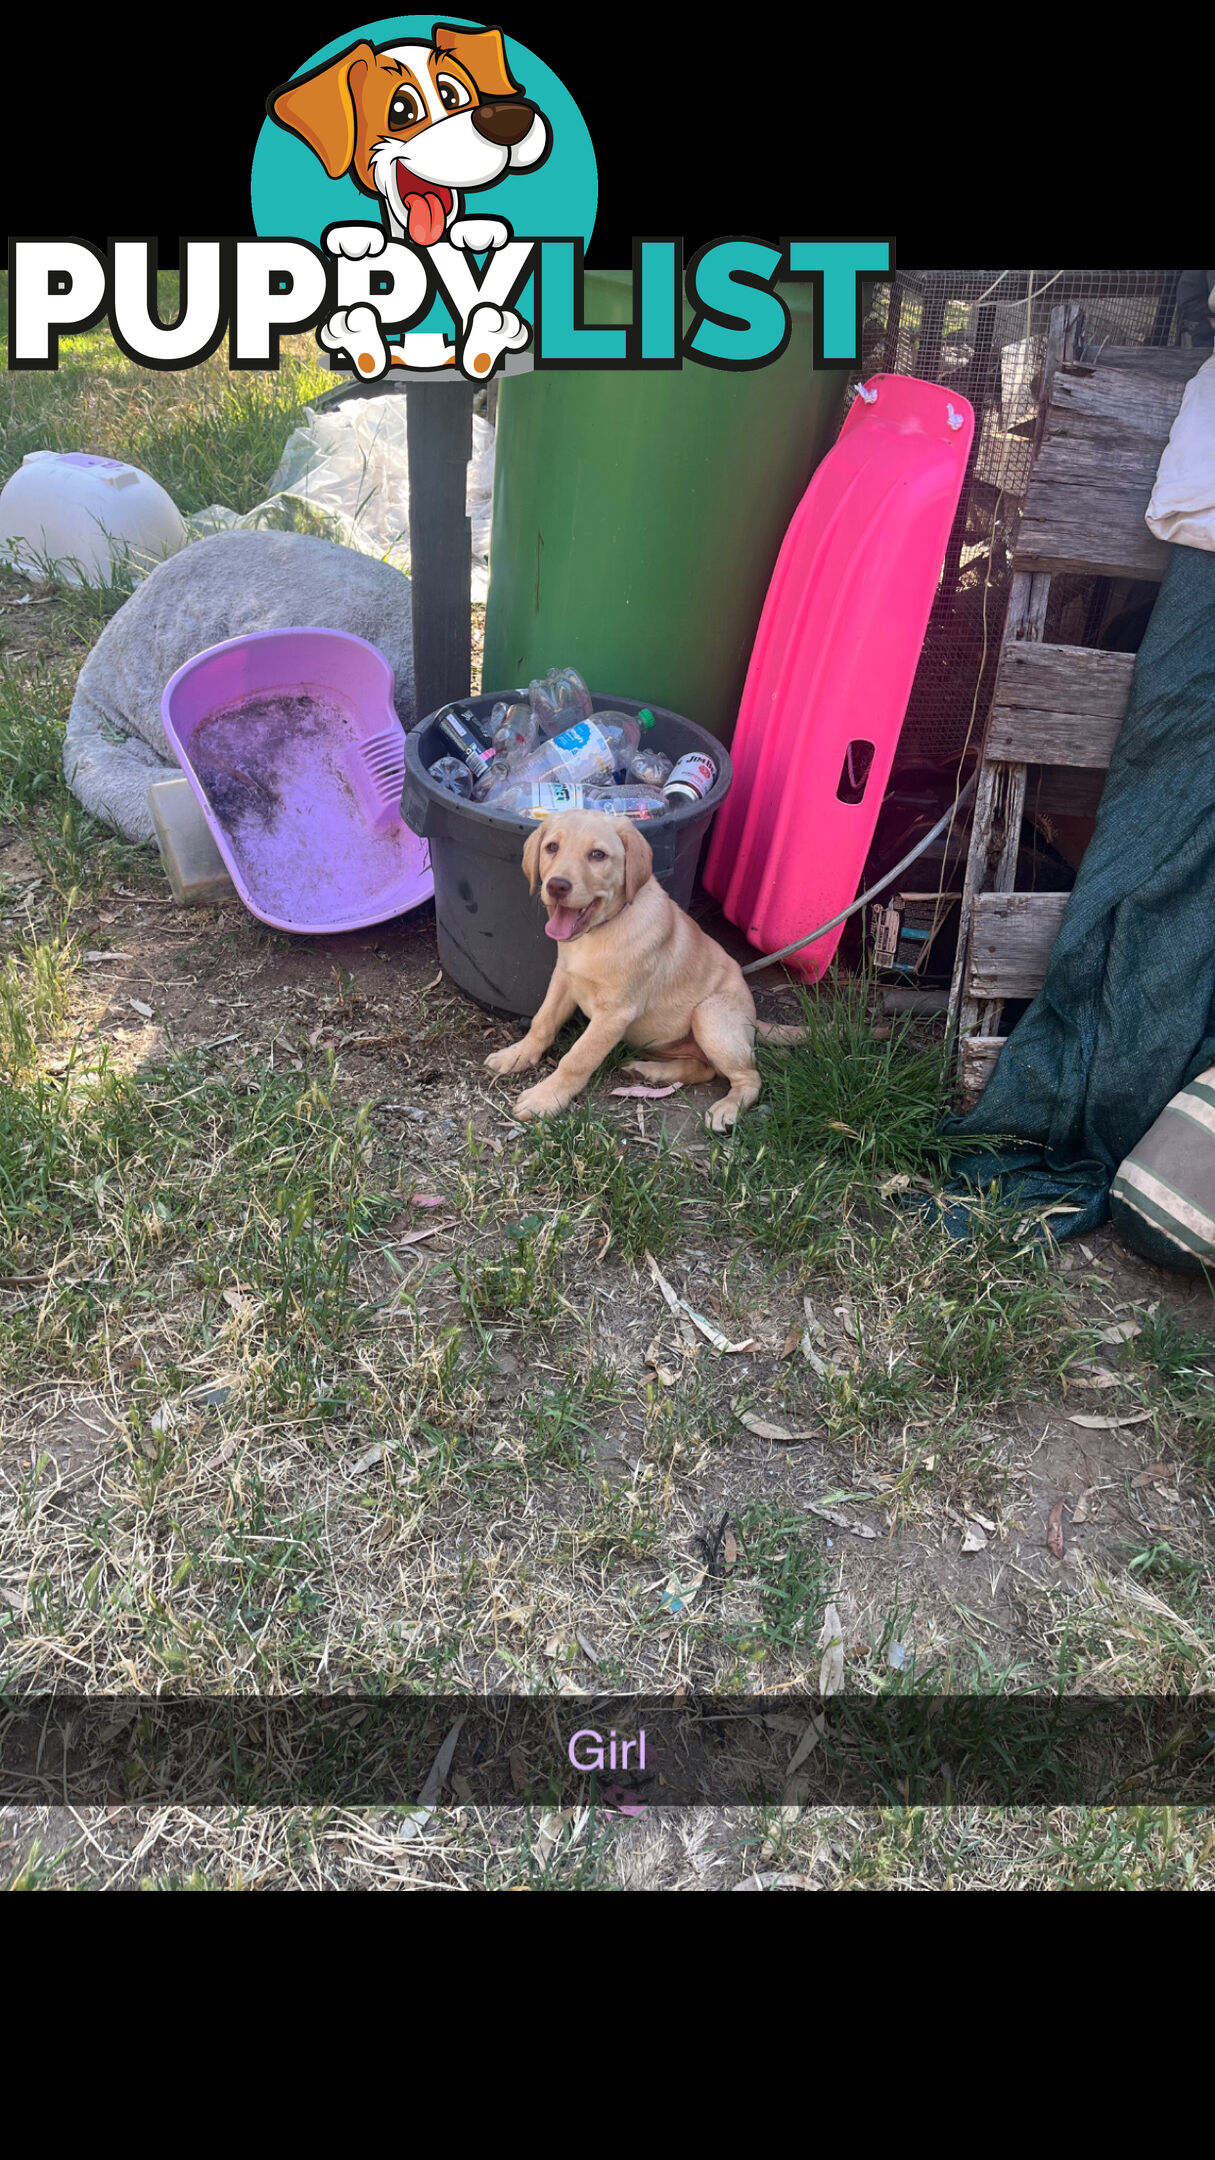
xmin=397 ymin=166 xmax=452 ymax=247
xmin=546 ymin=903 xmax=595 ymax=941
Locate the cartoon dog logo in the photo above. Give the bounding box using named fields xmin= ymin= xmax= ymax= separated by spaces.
xmin=269 ymin=22 xmax=549 ymax=378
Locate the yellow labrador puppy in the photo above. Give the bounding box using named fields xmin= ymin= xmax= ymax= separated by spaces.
xmin=484 ymin=811 xmax=802 ymax=1132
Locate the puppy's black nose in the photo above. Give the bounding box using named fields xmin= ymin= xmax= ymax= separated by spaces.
xmin=472 ymin=100 xmax=536 ymax=146
xmin=546 ymin=876 xmax=571 ymax=899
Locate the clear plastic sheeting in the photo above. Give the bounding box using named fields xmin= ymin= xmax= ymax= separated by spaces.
xmin=185 ymin=395 xmax=495 ymax=598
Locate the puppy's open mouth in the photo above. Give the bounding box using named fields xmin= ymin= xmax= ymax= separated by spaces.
xmin=545 ymin=900 xmax=598 ymax=942
xmin=395 ymin=165 xmax=454 ymax=247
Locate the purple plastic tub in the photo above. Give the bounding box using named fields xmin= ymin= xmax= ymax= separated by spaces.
xmin=161 ymin=627 xmax=433 ymax=934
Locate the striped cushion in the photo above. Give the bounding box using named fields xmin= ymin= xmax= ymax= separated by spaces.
xmin=1110 ymin=1068 xmax=1215 ymax=1274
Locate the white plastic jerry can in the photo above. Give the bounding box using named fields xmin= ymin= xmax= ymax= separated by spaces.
xmin=0 ymin=450 xmax=188 ymax=585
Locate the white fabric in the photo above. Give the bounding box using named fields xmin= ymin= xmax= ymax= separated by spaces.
xmin=1145 ymin=352 xmax=1215 ymax=553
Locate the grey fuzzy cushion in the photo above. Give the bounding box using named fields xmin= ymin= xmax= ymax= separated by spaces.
xmin=62 ymin=531 xmax=414 ymax=843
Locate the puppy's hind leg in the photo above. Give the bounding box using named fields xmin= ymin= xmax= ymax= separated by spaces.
xmin=690 ymin=997 xmax=762 ymax=1134
xmin=621 ymin=1056 xmax=717 ymax=1085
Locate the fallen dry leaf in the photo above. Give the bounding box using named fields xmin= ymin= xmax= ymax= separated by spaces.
xmin=349 ymin=1443 xmax=385 ymax=1476
xmin=575 ymin=1628 xmax=601 ymax=1665
xmin=960 ymin=1521 xmax=988 ymax=1553
xmin=1096 ymin=1319 xmax=1142 ymax=1344
xmin=805 ymin=1500 xmax=876 ymax=1539
xmin=128 ymin=999 xmax=154 ymax=1019
xmin=395 ymin=1716 xmax=464 ymax=1843
xmin=394 ymin=1220 xmax=456 ymax=1248
xmin=818 ymin=1604 xmax=845 ymax=1696
xmin=410 ymin=1193 xmax=447 ymax=1208
xmin=1047 ymin=1500 xmax=1065 ymax=1559
xmin=643 ymin=1335 xmax=680 ymax=1387
xmin=734 ymin=1872 xmax=811 ymax=1892
xmin=785 ymin=1714 xmax=826 ymax=1777
xmin=645 ymin=1253 xmax=756 ymax=1352
xmin=1069 ymin=1410 xmax=1152 ymax=1430
xmin=780 ymin=1324 xmax=803 ymax=1360
xmin=81 ymin=951 xmax=133 ymax=964
xmin=734 ymin=1402 xmax=817 ymax=1443
xmin=968 ymin=1510 xmax=997 ymax=1534
xmin=509 ymin=1747 xmax=529 ymax=1792
xmin=1131 ymin=1463 xmax=1174 ymax=1488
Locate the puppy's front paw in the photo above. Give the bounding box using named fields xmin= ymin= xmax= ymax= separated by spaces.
xmin=514 ymin=1080 xmax=567 ymax=1122
xmin=706 ymin=1098 xmax=740 ymax=1135
xmin=460 ymin=302 xmax=530 ymax=380
xmin=447 ymin=216 xmax=511 ymax=253
xmin=485 ymin=1039 xmax=540 ymax=1077
xmin=318 ymin=305 xmax=389 ymax=379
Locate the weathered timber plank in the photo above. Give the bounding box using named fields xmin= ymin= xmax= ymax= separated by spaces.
xmin=968 ymin=891 xmax=1070 ymax=1000
xmin=1015 ymin=505 xmax=1169 ymax=583
xmin=1092 ymin=347 xmax=1207 ymax=381
xmin=986 ymin=643 xmax=1134 ymax=765
xmin=959 ymin=1035 xmax=1006 ymax=1103
xmin=1046 ymin=365 xmax=1189 ymax=449
xmin=992 ymin=641 xmax=1134 ymax=718
xmin=988 ymin=708 xmax=1125 ymax=766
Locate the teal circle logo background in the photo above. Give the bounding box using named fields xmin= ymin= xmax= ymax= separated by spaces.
xmin=251 ymin=16 xmax=597 ymax=341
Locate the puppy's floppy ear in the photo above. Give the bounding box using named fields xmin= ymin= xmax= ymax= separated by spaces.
xmin=269 ymin=42 xmax=375 ymax=178
xmin=618 ymin=818 xmax=653 ymax=906
xmin=522 ymin=824 xmax=544 ymax=895
xmin=432 ymin=22 xmax=522 ymax=98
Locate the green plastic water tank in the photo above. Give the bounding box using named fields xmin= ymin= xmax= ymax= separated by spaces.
xmin=482 ymin=271 xmax=847 ymax=747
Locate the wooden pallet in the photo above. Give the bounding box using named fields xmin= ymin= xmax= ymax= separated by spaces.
xmin=949 ymin=330 xmax=1207 ymax=1102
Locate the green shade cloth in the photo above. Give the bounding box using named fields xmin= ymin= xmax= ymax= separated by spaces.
xmin=941 ymin=543 xmax=1215 ymax=1244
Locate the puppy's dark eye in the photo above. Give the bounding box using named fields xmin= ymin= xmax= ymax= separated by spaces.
xmin=388 ymin=87 xmax=424 ymax=126
xmin=544 ymin=840 xmax=558 ymax=853
xmin=587 ymin=849 xmax=607 ymax=862
xmin=436 ymin=73 xmax=471 ymax=112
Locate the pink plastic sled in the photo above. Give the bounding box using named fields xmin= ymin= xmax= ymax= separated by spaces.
xmin=703 ymin=375 xmax=975 ymax=977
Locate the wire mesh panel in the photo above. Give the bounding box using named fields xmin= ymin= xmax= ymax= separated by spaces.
xmin=850 ymin=270 xmax=1187 ymax=764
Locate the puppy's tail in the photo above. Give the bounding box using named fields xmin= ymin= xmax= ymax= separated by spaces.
xmin=754 ymin=1022 xmax=807 ymax=1045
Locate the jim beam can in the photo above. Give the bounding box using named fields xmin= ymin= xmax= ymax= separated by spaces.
xmin=663 ymin=751 xmax=718 ymax=804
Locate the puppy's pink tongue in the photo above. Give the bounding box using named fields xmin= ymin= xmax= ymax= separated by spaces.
xmin=545 ymin=905 xmax=585 ymax=941
xmin=406 ymin=191 xmax=449 ymax=247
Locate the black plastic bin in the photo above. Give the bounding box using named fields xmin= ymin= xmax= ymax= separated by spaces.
xmin=401 ymin=694 xmax=733 ymax=1018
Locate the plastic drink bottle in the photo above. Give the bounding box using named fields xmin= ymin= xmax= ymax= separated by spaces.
xmin=585 ymin=785 xmax=669 ymax=820
xmin=629 ymin=747 xmax=673 ymax=787
xmin=482 ymin=711 xmax=652 ymax=793
xmin=530 ymin=666 xmax=595 ymax=737
xmin=491 ymin=700 xmax=539 ymax=764
xmin=664 ymin=751 xmax=717 ymax=803
xmin=428 ymin=755 xmax=474 ymax=799
xmin=483 ymin=779 xmax=587 ymax=819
